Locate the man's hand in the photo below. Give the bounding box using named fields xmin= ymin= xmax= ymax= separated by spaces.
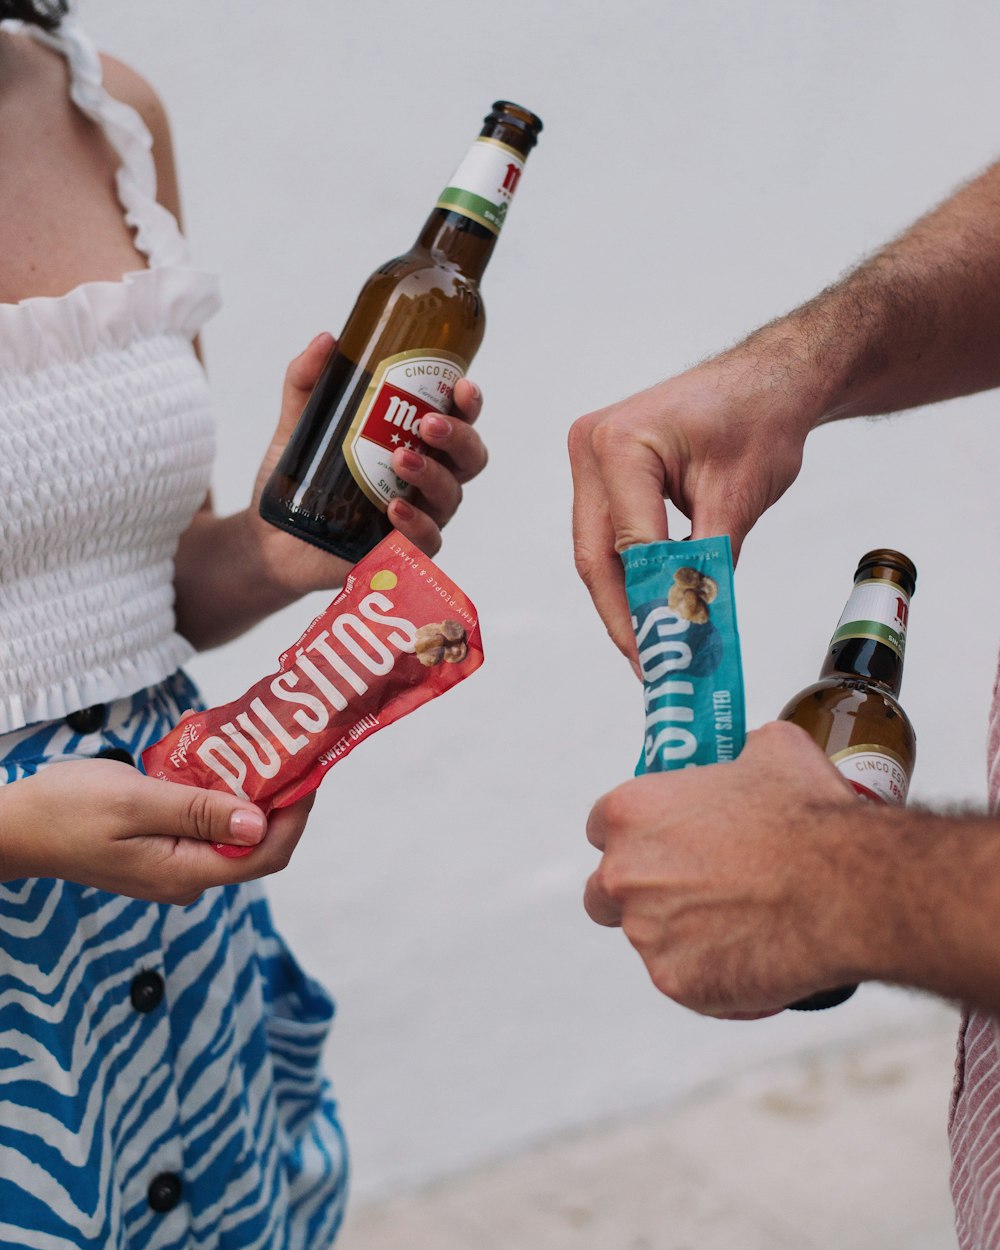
xmin=568 ymin=348 xmax=819 ymax=663
xmin=0 ymin=759 xmax=313 ymax=903
xmin=584 ymin=721 xmax=872 ymax=1018
xmin=569 ymin=161 xmax=1000 ymax=667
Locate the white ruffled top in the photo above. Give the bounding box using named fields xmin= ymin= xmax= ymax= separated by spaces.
xmin=0 ymin=15 xmax=222 ymax=734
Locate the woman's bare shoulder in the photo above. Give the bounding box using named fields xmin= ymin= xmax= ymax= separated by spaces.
xmin=99 ymin=52 xmax=182 ymax=220
xmin=99 ymin=53 xmax=170 ymax=147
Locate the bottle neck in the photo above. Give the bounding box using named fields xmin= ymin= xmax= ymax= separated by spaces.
xmin=417 ymin=110 xmax=537 ymax=282
xmin=414 ymin=208 xmax=497 ymax=282
xmin=819 ymin=576 xmax=910 ymax=697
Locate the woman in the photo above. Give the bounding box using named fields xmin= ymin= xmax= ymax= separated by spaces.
xmin=0 ymin=1 xmax=489 ymax=1244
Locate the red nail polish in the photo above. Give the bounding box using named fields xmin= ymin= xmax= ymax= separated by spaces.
xmin=421 ymin=415 xmax=450 ymax=439
xmin=212 ymin=843 xmax=255 ymax=859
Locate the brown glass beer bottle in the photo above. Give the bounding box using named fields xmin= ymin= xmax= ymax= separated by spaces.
xmin=779 ymin=548 xmax=917 ymax=1011
xmin=259 ymin=101 xmax=543 ymax=562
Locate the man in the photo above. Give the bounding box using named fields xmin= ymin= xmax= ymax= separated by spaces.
xmin=568 ymin=158 xmax=1000 ymax=1248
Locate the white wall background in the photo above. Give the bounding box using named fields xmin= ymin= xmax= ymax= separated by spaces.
xmin=84 ymin=0 xmax=1000 ymax=1204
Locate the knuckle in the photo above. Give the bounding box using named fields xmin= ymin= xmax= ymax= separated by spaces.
xmin=594 ymin=786 xmax=633 ymax=839
xmin=410 ymin=523 xmax=442 ymax=557
xmin=182 ymin=790 xmax=217 ymax=842
xmin=566 ymin=415 xmax=591 ymax=459
xmin=647 ymin=959 xmax=686 ymax=1004
xmin=592 ymin=855 xmax=628 ymax=905
xmin=157 ymin=878 xmax=200 ymax=907
xmin=567 ymin=409 xmax=605 ymax=455
xmin=264 ymin=851 xmax=293 ymax=877
xmin=620 ymin=909 xmax=659 ymax=955
xmin=571 ymin=538 xmax=601 ymax=586
xmin=749 ymin=719 xmax=812 ymax=758
xmin=589 ymin=413 xmax=629 ymax=459
xmin=613 ymin=525 xmax=653 ymax=555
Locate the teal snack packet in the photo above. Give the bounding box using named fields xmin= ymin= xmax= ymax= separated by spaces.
xmin=622 ymin=537 xmax=747 ymax=774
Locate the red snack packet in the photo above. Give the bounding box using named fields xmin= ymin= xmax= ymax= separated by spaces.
xmin=142 ymin=532 xmax=483 ymax=811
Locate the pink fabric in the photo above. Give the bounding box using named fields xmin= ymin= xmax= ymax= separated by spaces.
xmin=949 ymin=649 xmax=1000 ymax=1247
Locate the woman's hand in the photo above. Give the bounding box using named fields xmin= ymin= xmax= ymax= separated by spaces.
xmin=173 ymin=332 xmax=489 ymax=649
xmin=0 ymin=759 xmax=313 ymax=904
xmin=251 ymin=332 xmax=488 ymax=598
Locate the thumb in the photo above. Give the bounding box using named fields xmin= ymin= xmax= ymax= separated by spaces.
xmin=127 ymin=774 xmax=268 ymax=849
xmin=276 ymin=331 xmax=336 ymax=439
xmin=689 ymin=498 xmax=751 ymax=565
xmin=598 ymin=439 xmax=670 ymax=553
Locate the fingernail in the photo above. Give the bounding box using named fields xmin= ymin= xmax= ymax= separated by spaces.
xmin=213 ymin=842 xmax=255 ymax=859
xmin=392 ymin=499 xmax=415 ymax=521
xmin=421 ymin=415 xmax=450 ymax=439
xmin=467 ymin=380 xmax=481 ymax=402
xmin=398 ymin=449 xmax=424 ymax=472
xmin=229 ymin=809 xmax=266 ymax=843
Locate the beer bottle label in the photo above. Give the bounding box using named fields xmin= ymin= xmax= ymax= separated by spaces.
xmin=436 ymin=137 xmax=526 ymax=236
xmin=343 ymin=350 xmax=466 ymax=512
xmin=830 ymin=580 xmax=910 ymax=659
xmin=829 ymin=744 xmax=910 ymax=804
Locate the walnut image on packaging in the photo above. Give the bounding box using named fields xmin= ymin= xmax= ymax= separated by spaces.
xmin=414 ymin=620 xmax=469 ymax=667
xmin=667 ymin=567 xmax=719 ymax=623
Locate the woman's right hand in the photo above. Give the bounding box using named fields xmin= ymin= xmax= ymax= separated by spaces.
xmin=0 ymin=759 xmax=313 ymax=903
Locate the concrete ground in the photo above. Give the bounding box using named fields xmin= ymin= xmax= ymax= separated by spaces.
xmin=338 ymin=1000 xmax=960 ymax=1250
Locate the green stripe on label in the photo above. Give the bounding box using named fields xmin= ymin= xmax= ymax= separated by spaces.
xmin=436 ymin=187 xmax=506 ymax=235
xmin=832 ymin=618 xmax=905 ymax=655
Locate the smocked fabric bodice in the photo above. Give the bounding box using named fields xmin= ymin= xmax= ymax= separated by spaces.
xmin=0 ymin=15 xmax=222 ymax=733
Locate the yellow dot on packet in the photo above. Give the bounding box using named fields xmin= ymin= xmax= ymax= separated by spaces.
xmin=370 ymin=570 xmax=398 ymax=591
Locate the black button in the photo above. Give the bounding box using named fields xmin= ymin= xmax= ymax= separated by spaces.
xmin=97 ymin=747 xmax=136 ymax=767
xmin=147 ymin=1171 xmax=183 ymax=1213
xmin=66 ymin=704 xmax=106 ymax=735
xmin=130 ymin=970 xmax=164 ymax=1014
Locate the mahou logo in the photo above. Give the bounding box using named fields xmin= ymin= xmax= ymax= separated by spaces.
xmin=895 ymin=595 xmax=909 ymax=632
xmin=500 ymin=162 xmax=522 ymax=197
xmin=360 ymin=381 xmax=436 ymax=454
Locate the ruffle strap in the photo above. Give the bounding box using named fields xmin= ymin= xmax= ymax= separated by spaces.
xmin=28 ymin=12 xmax=190 ymax=269
xmin=0 ymin=15 xmax=222 ymax=373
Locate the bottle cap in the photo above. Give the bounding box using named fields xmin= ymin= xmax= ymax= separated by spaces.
xmin=855 ymin=548 xmax=916 ymax=595
xmin=484 ymin=101 xmax=544 ymax=146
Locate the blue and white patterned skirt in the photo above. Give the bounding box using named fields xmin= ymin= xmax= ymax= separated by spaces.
xmin=0 ymin=671 xmax=348 ymax=1249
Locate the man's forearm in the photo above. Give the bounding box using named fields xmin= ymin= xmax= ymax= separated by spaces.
xmin=731 ymin=159 xmax=1000 ymax=424
xmin=847 ymin=802 xmax=1000 ymax=1015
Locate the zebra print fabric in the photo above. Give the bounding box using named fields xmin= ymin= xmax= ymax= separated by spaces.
xmin=0 ymin=671 xmax=348 ymax=1248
